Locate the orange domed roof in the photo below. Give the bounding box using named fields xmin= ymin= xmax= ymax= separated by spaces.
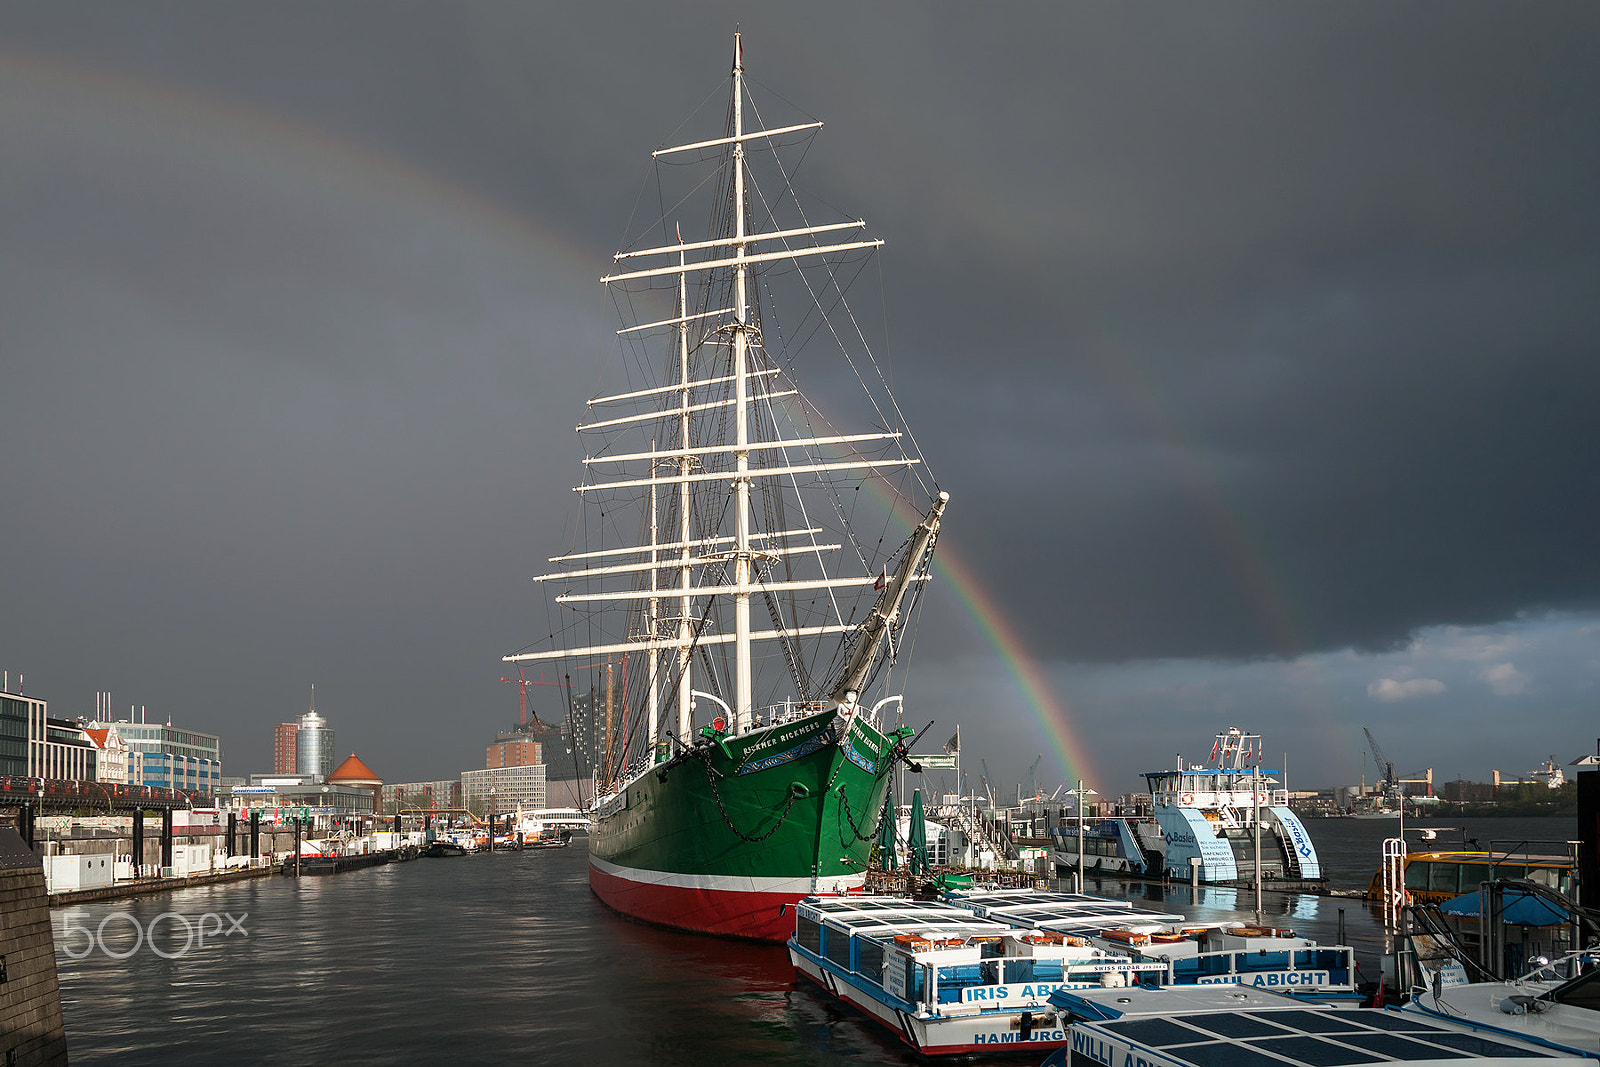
xmin=327 ymin=753 xmax=382 ymax=785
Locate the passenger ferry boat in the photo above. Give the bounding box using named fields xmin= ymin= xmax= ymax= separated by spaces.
xmin=787 ymin=891 xmax=1359 ymax=1056
xmin=1053 ymin=727 xmax=1327 ymax=889
xmin=1042 ymin=984 xmax=1592 ymax=1067
xmin=788 ymin=895 xmax=1169 ymax=1056
xmin=944 ymin=889 xmax=1358 ymax=1000
xmin=1049 ymin=816 xmax=1164 ymax=877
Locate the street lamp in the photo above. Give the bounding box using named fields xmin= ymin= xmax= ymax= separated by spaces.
xmin=1071 ymin=780 xmax=1098 ymax=895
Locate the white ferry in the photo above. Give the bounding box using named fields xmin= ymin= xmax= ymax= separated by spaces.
xmin=1042 ymin=984 xmax=1592 ymax=1067
xmin=788 ymin=895 xmax=1168 ymax=1056
xmin=945 ymin=889 xmax=1359 ymax=1000
xmin=1054 ymin=727 xmax=1326 ymax=889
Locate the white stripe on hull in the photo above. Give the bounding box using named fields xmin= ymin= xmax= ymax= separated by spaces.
xmin=589 ymin=852 xmax=865 ymax=895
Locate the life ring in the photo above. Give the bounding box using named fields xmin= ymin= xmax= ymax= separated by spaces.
xmin=1258 ymin=792 xmax=1269 ymax=805
xmin=1180 ymin=793 xmax=1195 ymax=806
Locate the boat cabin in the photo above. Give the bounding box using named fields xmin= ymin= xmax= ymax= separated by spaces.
xmin=945 ymin=890 xmax=1356 ymax=998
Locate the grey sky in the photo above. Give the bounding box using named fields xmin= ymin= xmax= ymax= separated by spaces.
xmin=1 ymin=3 xmax=1595 ymax=794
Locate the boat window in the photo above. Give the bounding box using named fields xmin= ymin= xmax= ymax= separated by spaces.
xmin=1525 ymin=866 xmax=1560 ymax=889
xmin=934 ymin=963 xmax=984 ymax=1004
xmin=824 ymin=927 xmax=851 ymax=968
xmin=1429 ymin=863 xmax=1459 ymax=894
xmin=856 ymin=938 xmax=884 ymax=978
xmin=1552 ymin=966 xmax=1600 ymax=1010
xmin=1456 ymin=863 xmax=1491 ymax=892
xmin=1004 ymin=958 xmax=1064 ymax=984
xmin=796 ymin=915 xmax=821 ymax=953
xmin=1236 ymin=951 xmax=1291 ymax=973
xmin=1403 ymin=862 xmax=1433 ymax=891
xmin=1171 ymin=953 xmax=1234 ymax=979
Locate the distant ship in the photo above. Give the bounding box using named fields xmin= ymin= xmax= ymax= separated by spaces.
xmin=505 ymin=30 xmax=946 ymax=941
xmin=1053 ymin=728 xmax=1326 ymax=889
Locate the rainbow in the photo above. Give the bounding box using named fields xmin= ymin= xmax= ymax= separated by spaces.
xmin=11 ymin=42 xmax=1110 ymax=796
xmin=926 ymin=543 xmax=1101 ymax=794
xmin=0 ymin=45 xmax=595 ymax=277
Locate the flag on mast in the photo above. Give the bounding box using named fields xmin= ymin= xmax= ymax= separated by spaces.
xmin=943 ymin=730 xmax=960 ymax=755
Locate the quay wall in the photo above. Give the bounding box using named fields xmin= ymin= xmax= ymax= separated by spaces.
xmin=0 ymin=827 xmax=69 ymax=1067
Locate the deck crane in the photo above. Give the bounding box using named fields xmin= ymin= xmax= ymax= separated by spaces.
xmin=979 ymin=758 xmax=996 ymax=807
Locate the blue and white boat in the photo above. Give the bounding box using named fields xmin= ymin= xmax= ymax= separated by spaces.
xmin=1054 ymin=727 xmax=1327 ymax=888
xmin=944 ymin=889 xmax=1359 ymax=1000
xmin=787 ymin=890 xmax=1360 ymax=1056
xmin=788 ymin=895 xmax=1172 ymax=1057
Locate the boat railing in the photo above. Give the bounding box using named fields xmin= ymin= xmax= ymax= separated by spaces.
xmin=761 ymin=700 xmax=829 ymax=729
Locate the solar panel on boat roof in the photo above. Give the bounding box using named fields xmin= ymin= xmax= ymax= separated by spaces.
xmin=1169 ymin=1043 xmax=1286 ymax=1067
xmin=1425 ymin=1033 xmax=1555 ymax=1058
xmin=1184 ymin=1014 xmax=1294 ymax=1039
xmin=1252 ymin=1036 xmax=1382 ymax=1066
xmin=1352 ymin=1013 xmax=1450 ymax=1033
xmin=1083 ymin=1009 xmax=1560 ymax=1067
xmin=1102 ymin=1017 xmax=1208 ymax=1048
xmin=1259 ymin=1010 xmax=1364 ymax=1034
xmin=1336 ymin=1033 xmax=1469 ymax=1060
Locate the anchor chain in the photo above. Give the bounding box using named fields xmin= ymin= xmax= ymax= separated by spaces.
xmin=694 ymin=746 xmax=807 ymax=844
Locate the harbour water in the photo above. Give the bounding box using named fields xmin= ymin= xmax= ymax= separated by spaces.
xmin=54 ymin=816 xmax=1575 ymax=1065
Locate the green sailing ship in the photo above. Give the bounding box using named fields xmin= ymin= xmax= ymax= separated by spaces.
xmin=505 ymin=29 xmax=947 ymax=940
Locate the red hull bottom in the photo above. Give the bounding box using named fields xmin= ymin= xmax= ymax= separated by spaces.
xmin=589 ymin=859 xmax=802 ymax=941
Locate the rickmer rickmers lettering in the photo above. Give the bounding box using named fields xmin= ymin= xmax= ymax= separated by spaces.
xmin=504 ymin=29 xmax=947 ymax=941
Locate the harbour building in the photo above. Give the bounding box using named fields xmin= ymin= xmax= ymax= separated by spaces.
xmin=382 ymin=780 xmax=462 ymax=811
xmin=0 ymin=688 xmax=40 ymax=778
xmin=273 ymin=722 xmax=298 ymax=774
xmin=326 ymin=753 xmax=383 ymax=813
xmin=40 ymin=718 xmax=96 ymax=781
xmin=87 ymin=718 xmax=224 ymax=797
xmin=487 ymin=730 xmax=541 ymax=768
xmin=83 ymin=725 xmax=129 ymax=784
xmin=3 ymin=686 xmax=101 ymax=782
xmin=296 ymin=709 xmax=334 ymax=778
xmin=461 ymin=765 xmax=546 ymax=814
xmin=547 ymin=686 xmax=606 ymax=783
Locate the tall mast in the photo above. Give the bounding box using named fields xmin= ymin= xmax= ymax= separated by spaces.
xmin=730 ymin=28 xmax=753 ymax=734
xmin=675 ymin=226 xmax=694 ymax=742
xmin=646 ymin=436 xmax=660 ymax=754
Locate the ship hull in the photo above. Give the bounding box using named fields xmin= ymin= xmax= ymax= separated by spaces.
xmin=587 ymin=708 xmax=900 ymax=941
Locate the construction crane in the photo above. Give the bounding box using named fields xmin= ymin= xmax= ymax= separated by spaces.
xmin=499 ymin=668 xmax=569 ymax=728
xmin=1019 ymin=754 xmax=1043 ymax=803
xmin=979 ymin=758 xmax=996 ymax=807
xmin=1362 ymin=726 xmax=1400 ymax=802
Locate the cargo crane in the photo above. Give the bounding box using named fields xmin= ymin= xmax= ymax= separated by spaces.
xmin=1362 ymin=725 xmax=1397 ymax=802
xmin=1362 ymin=726 xmax=1435 ymax=806
xmin=1356 ymin=726 xmax=1408 ymax=809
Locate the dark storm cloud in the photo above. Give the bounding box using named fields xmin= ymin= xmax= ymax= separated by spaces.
xmin=0 ymin=3 xmax=1595 ymax=780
